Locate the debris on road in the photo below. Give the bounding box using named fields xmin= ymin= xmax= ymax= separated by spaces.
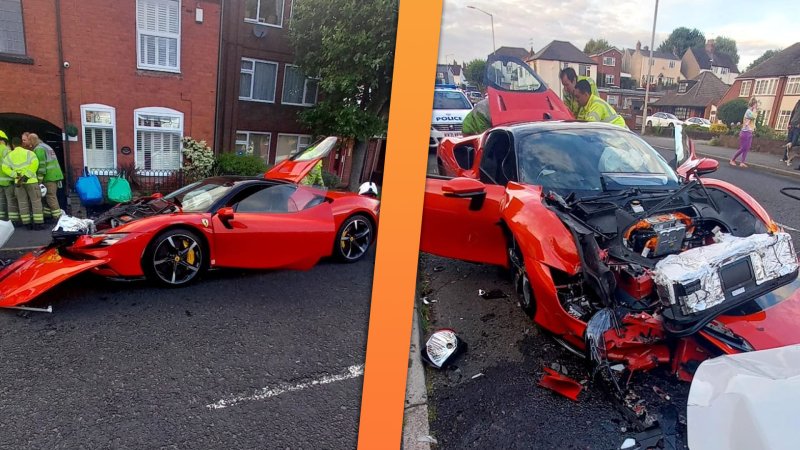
xmin=471 ymin=372 xmax=484 ymax=380
xmin=652 ymin=385 xmax=670 ymax=401
xmin=478 ymin=288 xmax=507 ymax=299
xmin=421 ymin=329 xmax=467 ymax=369
xmin=538 ymin=367 xmax=583 ymax=401
xmin=433 ymin=265 xmax=446 ymax=272
xmin=418 ymin=435 xmax=438 ymax=444
xmin=422 ymin=297 xmax=430 ymax=305
xmin=620 ymin=437 xmax=637 ymax=449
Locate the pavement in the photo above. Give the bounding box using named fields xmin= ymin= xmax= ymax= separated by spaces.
xmin=0 ymin=247 xmax=375 ymax=448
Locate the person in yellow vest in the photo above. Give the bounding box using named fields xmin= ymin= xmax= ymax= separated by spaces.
xmin=300 ymin=160 xmax=325 ymax=187
xmin=29 ymin=133 xmax=64 ymax=221
xmin=2 ymin=143 xmax=44 ymax=229
xmin=574 ymin=80 xmax=628 ymax=129
xmin=0 ymin=131 xmax=20 ymax=223
xmin=560 ymin=67 xmax=598 ymax=118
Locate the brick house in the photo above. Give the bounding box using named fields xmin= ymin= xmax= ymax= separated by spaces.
xmin=215 ymin=0 xmax=320 ymax=166
xmin=622 ymin=41 xmax=682 ymax=89
xmin=526 ymin=40 xmax=597 ymax=100
xmin=681 ymin=40 xmax=740 ymax=85
xmin=0 ymin=0 xmax=221 ymax=191
xmin=651 ymin=72 xmax=729 ymax=121
xmin=717 ymin=42 xmax=800 ymax=131
xmin=597 ymin=87 xmax=665 ymax=129
xmin=590 ymin=47 xmax=623 ymax=88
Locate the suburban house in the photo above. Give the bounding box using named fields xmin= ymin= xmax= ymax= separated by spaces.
xmin=681 ymin=40 xmax=740 ymax=85
xmin=589 ymin=47 xmax=624 ymax=88
xmin=717 ymin=42 xmax=800 ymax=131
xmin=527 ymin=40 xmax=597 ymax=100
xmin=650 ymin=72 xmax=729 ymax=121
xmin=435 ymin=64 xmax=461 ymax=85
xmin=0 ymin=0 xmax=221 ymax=202
xmin=491 ymin=46 xmax=532 ymax=61
xmin=597 ymin=87 xmax=665 ymax=129
xmin=622 ymin=41 xmax=682 ymax=88
xmin=216 ymin=0 xmax=321 ymax=166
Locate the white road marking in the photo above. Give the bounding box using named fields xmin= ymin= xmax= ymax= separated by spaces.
xmin=777 ymin=222 xmax=800 ymax=233
xmin=206 ymin=364 xmax=364 ymax=410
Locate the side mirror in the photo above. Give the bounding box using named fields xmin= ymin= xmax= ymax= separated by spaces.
xmin=694 ymin=158 xmax=719 ymax=176
xmin=217 ymin=206 xmax=234 ymax=228
xmin=442 ymin=177 xmax=486 ymax=211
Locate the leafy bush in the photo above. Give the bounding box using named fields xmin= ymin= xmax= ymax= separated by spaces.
xmin=322 ymin=170 xmax=341 ymax=188
xmin=709 ymin=136 xmax=721 ymax=146
xmin=182 ymin=137 xmax=215 ymax=181
xmin=717 ymin=99 xmax=748 ymax=125
xmin=685 ymin=124 xmax=707 ymax=133
xmin=215 ymin=153 xmax=269 ymax=176
xmin=709 ymin=123 xmax=729 ymax=135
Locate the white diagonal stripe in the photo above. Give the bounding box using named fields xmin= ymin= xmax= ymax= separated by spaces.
xmin=206 ymin=364 xmax=364 ymax=410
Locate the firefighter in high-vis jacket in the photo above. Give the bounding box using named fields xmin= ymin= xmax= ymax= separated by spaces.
xmin=574 ymin=79 xmax=628 ymax=129
xmin=2 ymin=144 xmax=44 ymax=229
xmin=29 ymin=133 xmax=64 ymax=220
xmin=0 ymin=131 xmax=19 ymax=223
xmin=560 ymin=67 xmax=598 ymax=118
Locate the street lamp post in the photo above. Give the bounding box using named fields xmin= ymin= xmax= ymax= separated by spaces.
xmin=467 ymin=5 xmax=496 ymax=54
xmin=641 ymin=0 xmax=659 ymax=134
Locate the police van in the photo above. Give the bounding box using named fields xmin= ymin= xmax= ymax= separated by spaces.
xmin=430 ymin=85 xmax=473 ymax=150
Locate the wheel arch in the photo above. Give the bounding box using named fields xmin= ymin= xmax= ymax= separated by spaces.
xmin=139 ymin=224 xmax=212 ymax=272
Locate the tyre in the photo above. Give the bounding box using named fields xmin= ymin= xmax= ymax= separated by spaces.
xmin=646 ymin=121 xmax=652 ymax=127
xmin=508 ymin=236 xmax=536 ymax=318
xmin=334 ymin=214 xmax=374 ymax=263
xmin=668 ymin=122 xmax=674 ymax=128
xmin=143 ymin=229 xmax=206 ymax=287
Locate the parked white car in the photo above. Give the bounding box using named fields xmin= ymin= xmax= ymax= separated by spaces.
xmin=684 ymin=117 xmax=711 ymax=128
xmin=646 ymin=112 xmax=684 ymax=128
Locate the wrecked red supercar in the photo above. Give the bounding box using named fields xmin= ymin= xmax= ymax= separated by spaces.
xmin=421 ymin=56 xmax=800 ymax=382
xmin=0 ymin=137 xmax=379 ymax=310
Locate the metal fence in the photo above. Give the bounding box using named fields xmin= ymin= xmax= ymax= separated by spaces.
xmin=73 ymin=168 xmax=191 ymax=200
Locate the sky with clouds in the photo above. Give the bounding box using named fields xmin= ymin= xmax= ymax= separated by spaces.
xmin=437 ymin=0 xmax=798 ymax=71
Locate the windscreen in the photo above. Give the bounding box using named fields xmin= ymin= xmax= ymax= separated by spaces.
xmin=433 ymin=91 xmax=472 ymax=110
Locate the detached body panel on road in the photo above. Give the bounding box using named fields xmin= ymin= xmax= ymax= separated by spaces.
xmin=0 ymin=138 xmax=379 ymax=308
xmin=427 ymin=118 xmax=800 ymax=381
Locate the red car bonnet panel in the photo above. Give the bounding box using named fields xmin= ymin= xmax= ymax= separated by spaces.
xmin=502 ymin=182 xmax=581 ymax=274
xmin=701 ymin=178 xmax=776 ymax=228
xmin=716 ymin=280 xmax=800 ymax=351
xmin=0 ymin=248 xmax=108 ymax=308
xmin=265 ymin=159 xmax=321 ymax=184
xmin=487 ymin=86 xmax=574 ymax=127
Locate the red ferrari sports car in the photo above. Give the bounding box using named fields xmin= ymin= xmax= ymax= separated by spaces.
xmin=0 ymin=136 xmax=379 ymax=309
xmin=423 ymin=57 xmax=800 ymax=381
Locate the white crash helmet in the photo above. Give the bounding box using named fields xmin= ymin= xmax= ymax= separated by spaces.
xmin=358 ymin=181 xmax=379 ymax=197
xmin=39 ymin=184 xmax=47 ymax=197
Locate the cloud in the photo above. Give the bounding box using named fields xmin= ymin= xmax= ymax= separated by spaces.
xmin=437 ymin=0 xmax=796 ymax=71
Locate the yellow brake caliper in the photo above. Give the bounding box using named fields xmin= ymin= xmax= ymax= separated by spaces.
xmin=184 ymin=240 xmax=196 ymax=265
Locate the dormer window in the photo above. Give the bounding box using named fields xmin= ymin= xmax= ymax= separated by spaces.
xmin=678 ymin=83 xmax=688 ymax=93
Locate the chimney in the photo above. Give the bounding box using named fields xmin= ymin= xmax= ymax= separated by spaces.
xmin=706 ymin=39 xmax=715 ymax=56
xmin=643 ymin=45 xmax=649 ymax=51
xmin=636 ymin=41 xmax=641 ymax=52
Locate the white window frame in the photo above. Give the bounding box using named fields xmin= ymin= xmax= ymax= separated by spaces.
xmin=235 ymin=130 xmax=272 ymax=160
xmin=604 ymin=74 xmax=615 ymax=85
xmin=243 ymin=0 xmax=284 ymax=28
xmin=133 ymin=107 xmax=184 ymax=174
xmin=753 ymin=78 xmax=778 ymax=96
xmin=602 ymin=56 xmax=615 ymax=66
xmin=579 ymin=64 xmax=591 ymax=77
xmin=135 ymin=0 xmax=181 ymax=73
xmin=669 ymin=60 xmax=675 ymax=68
xmin=80 ymin=104 xmax=117 ymax=174
xmin=607 ymin=95 xmax=619 ymax=106
xmin=776 ymin=110 xmax=792 ymax=131
xmin=276 ymin=133 xmax=312 ymax=163
xmin=786 ymin=77 xmax=800 ymax=96
xmin=281 ymin=64 xmax=319 ymax=107
xmin=739 ymin=80 xmax=752 ymax=97
xmin=239 ymin=57 xmax=279 ymax=103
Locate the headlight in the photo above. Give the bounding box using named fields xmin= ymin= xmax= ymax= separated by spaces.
xmin=94 ymin=233 xmax=129 ymax=246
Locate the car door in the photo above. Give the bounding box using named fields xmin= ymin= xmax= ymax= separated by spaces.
xmin=420 ymin=176 xmax=509 ymax=267
xmin=211 ymin=184 xmax=336 ymax=270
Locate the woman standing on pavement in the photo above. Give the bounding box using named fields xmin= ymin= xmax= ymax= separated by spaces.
xmin=730 ymin=97 xmax=759 ymax=168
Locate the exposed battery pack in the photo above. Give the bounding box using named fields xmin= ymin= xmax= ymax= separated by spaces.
xmin=652 ymin=232 xmax=798 ymax=316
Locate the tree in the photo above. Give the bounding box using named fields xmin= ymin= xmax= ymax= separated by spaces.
xmin=713 ymin=36 xmax=739 ymax=65
xmin=290 ymin=0 xmax=398 ymax=190
xmin=717 ymin=99 xmax=748 ymax=125
xmin=747 ymin=49 xmax=781 ymax=72
xmin=463 ymin=59 xmax=487 ymax=91
xmin=657 ymin=27 xmax=705 ymax=57
xmin=584 ymin=38 xmax=611 ymax=55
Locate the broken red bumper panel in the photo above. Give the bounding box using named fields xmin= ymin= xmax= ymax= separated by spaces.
xmin=0 ymin=248 xmax=108 ymax=308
